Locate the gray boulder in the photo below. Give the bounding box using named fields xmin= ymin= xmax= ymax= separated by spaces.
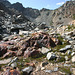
xmin=11 ymin=62 xmax=17 ymax=68
xmin=65 ymin=56 xmax=69 ymax=61
xmin=71 ymin=52 xmax=75 ymax=56
xmin=46 ymin=52 xmax=56 ymax=60
xmin=53 ymin=67 xmax=58 ymax=72
xmin=40 ymin=47 xmax=51 ymax=54
xmin=41 ymin=62 xmax=48 ymax=67
xmin=38 ymin=22 xmax=46 ymax=29
xmin=3 ymin=37 xmax=9 ymax=41
xmin=45 ymin=70 xmax=52 ymax=73
xmin=0 ymin=58 xmax=11 ymax=64
xmin=66 ymin=50 xmax=71 ymax=55
xmin=8 ymin=57 xmax=18 ymax=66
xmin=22 ymin=66 xmax=33 ymax=75
xmin=59 ymin=45 xmax=72 ymax=52
xmin=71 ymin=56 xmax=75 ymax=63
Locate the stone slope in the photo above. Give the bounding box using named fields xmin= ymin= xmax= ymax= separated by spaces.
xmin=0 ymin=0 xmax=75 ymax=26
xmin=9 ymin=1 xmax=75 ymax=26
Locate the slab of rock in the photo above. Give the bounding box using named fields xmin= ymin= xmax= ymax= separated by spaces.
xmin=22 ymin=66 xmax=33 ymax=75
xmin=45 ymin=70 xmax=52 ymax=73
xmin=11 ymin=62 xmax=17 ymax=68
xmin=64 ymin=64 xmax=71 ymax=67
xmin=24 ymin=47 xmax=41 ymax=58
xmin=71 ymin=68 xmax=75 ymax=75
xmin=8 ymin=57 xmax=18 ymax=66
xmin=0 ymin=58 xmax=11 ymax=64
xmin=46 ymin=52 xmax=56 ymax=60
xmin=53 ymin=67 xmax=58 ymax=72
xmin=65 ymin=56 xmax=69 ymax=61
xmin=71 ymin=52 xmax=75 ymax=56
xmin=3 ymin=51 xmax=16 ymax=58
xmin=3 ymin=37 xmax=9 ymax=41
xmin=71 ymin=55 xmax=75 ymax=63
xmin=59 ymin=45 xmax=72 ymax=52
xmin=40 ymin=47 xmax=51 ymax=54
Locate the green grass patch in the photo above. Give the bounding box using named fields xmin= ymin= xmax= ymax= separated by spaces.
xmin=29 ymin=54 xmax=46 ymax=62
xmin=73 ymin=14 xmax=75 ymax=19
xmin=66 ymin=24 xmax=75 ymax=31
xmin=20 ymin=35 xmax=24 ymax=37
xmin=56 ymin=56 xmax=65 ymax=63
xmin=59 ymin=67 xmax=72 ymax=75
xmin=52 ymin=35 xmax=69 ymax=52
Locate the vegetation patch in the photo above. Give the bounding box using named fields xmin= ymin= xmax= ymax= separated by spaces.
xmin=66 ymin=24 xmax=75 ymax=31
xmin=56 ymin=56 xmax=65 ymax=63
xmin=73 ymin=14 xmax=75 ymax=19
xmin=59 ymin=67 xmax=72 ymax=75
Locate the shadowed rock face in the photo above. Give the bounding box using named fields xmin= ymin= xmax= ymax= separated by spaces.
xmin=0 ymin=2 xmax=11 ymax=14
xmin=0 ymin=44 xmax=8 ymax=57
xmin=0 ymin=0 xmax=11 ymax=7
xmin=10 ymin=2 xmax=24 ymax=12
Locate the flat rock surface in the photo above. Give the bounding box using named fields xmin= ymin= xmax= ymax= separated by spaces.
xmin=0 ymin=58 xmax=11 ymax=64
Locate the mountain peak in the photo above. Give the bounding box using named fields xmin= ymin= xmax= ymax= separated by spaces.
xmin=0 ymin=0 xmax=7 ymax=1
xmin=0 ymin=0 xmax=11 ymax=7
xmin=14 ymin=2 xmax=23 ymax=6
xmin=40 ymin=8 xmax=50 ymax=11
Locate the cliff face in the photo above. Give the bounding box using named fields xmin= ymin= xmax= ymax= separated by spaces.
xmin=35 ymin=1 xmax=75 ymax=26
xmin=35 ymin=8 xmax=54 ymax=26
xmin=0 ymin=2 xmax=29 ymax=35
xmin=52 ymin=1 xmax=75 ymax=26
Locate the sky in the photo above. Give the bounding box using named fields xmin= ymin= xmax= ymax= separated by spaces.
xmin=8 ymin=0 xmax=70 ymax=10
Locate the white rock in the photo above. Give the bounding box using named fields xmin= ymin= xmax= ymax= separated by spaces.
xmin=66 ymin=50 xmax=71 ymax=55
xmin=22 ymin=66 xmax=33 ymax=74
xmin=65 ymin=56 xmax=69 ymax=61
xmin=71 ymin=52 xmax=75 ymax=56
xmin=11 ymin=62 xmax=17 ymax=68
xmin=45 ymin=70 xmax=52 ymax=73
xmin=40 ymin=47 xmax=51 ymax=54
xmin=54 ymin=67 xmax=58 ymax=72
xmin=64 ymin=64 xmax=71 ymax=67
xmin=59 ymin=45 xmax=72 ymax=52
xmin=46 ymin=52 xmax=56 ymax=60
xmin=0 ymin=58 xmax=11 ymax=64
xmin=71 ymin=56 xmax=75 ymax=63
xmin=41 ymin=67 xmax=45 ymax=70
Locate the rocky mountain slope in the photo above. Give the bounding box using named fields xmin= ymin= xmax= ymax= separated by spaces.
xmin=52 ymin=1 xmax=75 ymax=26
xmin=0 ymin=0 xmax=75 ymax=75
xmin=0 ymin=0 xmax=75 ymax=26
xmin=35 ymin=1 xmax=75 ymax=26
xmin=0 ymin=0 xmax=39 ymax=37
